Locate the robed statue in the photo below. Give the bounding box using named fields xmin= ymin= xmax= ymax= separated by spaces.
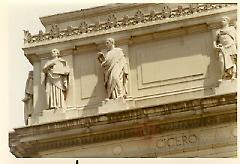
xmin=213 ymin=16 xmax=237 ymax=80
xmin=98 ymin=38 xmax=129 ymax=99
xmin=43 ymin=48 xmax=70 ymax=109
xmin=22 ymin=71 xmax=33 ymax=125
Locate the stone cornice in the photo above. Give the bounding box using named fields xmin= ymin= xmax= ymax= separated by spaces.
xmin=40 ymin=4 xmax=151 ymax=26
xmin=22 ymin=5 xmax=237 ymax=60
xmin=23 ymin=4 xmax=236 ymax=47
xmin=9 ymin=93 xmax=236 ymax=157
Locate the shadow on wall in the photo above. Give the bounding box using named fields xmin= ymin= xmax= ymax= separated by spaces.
xmin=74 ymin=48 xmax=107 ymax=117
xmin=31 ymin=61 xmax=48 ymax=125
xmin=203 ymin=31 xmax=222 ymax=96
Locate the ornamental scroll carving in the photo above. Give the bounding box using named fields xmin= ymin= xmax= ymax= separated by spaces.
xmin=65 ymin=26 xmax=74 ymax=36
xmin=49 ymin=24 xmax=60 ymax=39
xmin=134 ymin=10 xmax=145 ymax=23
xmin=23 ymin=30 xmax=32 ymax=43
xmin=78 ymin=21 xmax=88 ymax=34
xmin=24 ymin=4 xmax=234 ymax=44
xmin=162 ymin=6 xmax=172 ymax=18
xmin=106 ymin=14 xmax=118 ymax=29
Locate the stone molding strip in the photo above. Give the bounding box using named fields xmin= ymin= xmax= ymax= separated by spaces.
xmin=11 ymin=93 xmax=236 ymax=136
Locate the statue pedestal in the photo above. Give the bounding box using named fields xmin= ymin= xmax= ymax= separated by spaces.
xmin=215 ymin=79 xmax=237 ymax=95
xmin=98 ymin=97 xmax=129 ymax=114
xmin=38 ymin=108 xmax=66 ymax=124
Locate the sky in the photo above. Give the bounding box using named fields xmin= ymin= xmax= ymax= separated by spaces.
xmin=1 ymin=0 xmax=239 ymax=163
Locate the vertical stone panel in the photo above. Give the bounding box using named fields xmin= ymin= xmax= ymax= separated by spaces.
xmin=74 ymin=50 xmax=106 ymax=107
xmin=32 ymin=61 xmax=46 ymax=121
xmin=62 ymin=54 xmax=75 ymax=108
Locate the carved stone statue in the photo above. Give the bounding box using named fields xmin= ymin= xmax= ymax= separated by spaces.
xmin=98 ymin=38 xmax=129 ymax=100
xmin=43 ymin=49 xmax=70 ymax=109
xmin=22 ymin=71 xmax=33 ymax=125
xmin=213 ymin=16 xmax=237 ymax=80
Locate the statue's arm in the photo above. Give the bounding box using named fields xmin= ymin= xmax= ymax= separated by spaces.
xmin=22 ymin=94 xmax=30 ymax=102
xmin=42 ymin=62 xmax=55 ymax=73
xmin=97 ymin=52 xmax=106 ymax=64
xmin=233 ymin=26 xmax=237 ymax=46
xmin=213 ymin=31 xmax=222 ymax=49
xmin=213 ymin=41 xmax=220 ymax=49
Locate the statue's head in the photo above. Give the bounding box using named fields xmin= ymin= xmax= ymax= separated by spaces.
xmin=105 ymin=38 xmax=115 ymax=50
xmin=221 ymin=16 xmax=230 ymax=27
xmin=28 ymin=71 xmax=33 ymax=78
xmin=51 ymin=48 xmax=60 ymax=58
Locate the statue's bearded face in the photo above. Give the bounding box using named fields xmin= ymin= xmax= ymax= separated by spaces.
xmin=221 ymin=17 xmax=229 ymax=27
xmin=51 ymin=49 xmax=60 ymax=57
xmin=28 ymin=71 xmax=33 ymax=77
xmin=105 ymin=40 xmax=113 ymax=50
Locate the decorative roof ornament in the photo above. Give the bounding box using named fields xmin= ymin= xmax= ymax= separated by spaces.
xmin=65 ymin=26 xmax=74 ymax=36
xmin=162 ymin=5 xmax=172 ymax=18
xmin=149 ymin=10 xmax=157 ymax=21
xmin=106 ymin=14 xmax=118 ymax=29
xmin=23 ymin=4 xmax=236 ymax=44
xmin=122 ymin=15 xmax=130 ymax=26
xmin=49 ymin=24 xmax=60 ymax=39
xmin=188 ymin=4 xmax=198 ymax=14
xmin=78 ymin=21 xmax=88 ymax=34
xmin=203 ymin=4 xmax=212 ymax=11
xmin=134 ymin=10 xmax=145 ymax=24
xmin=24 ymin=30 xmax=32 ymax=43
xmin=37 ymin=30 xmax=44 ymax=41
xmin=92 ymin=21 xmax=101 ymax=31
xmin=218 ymin=4 xmax=231 ymax=8
xmin=176 ymin=6 xmax=184 ymax=16
xmin=208 ymin=4 xmax=219 ymax=9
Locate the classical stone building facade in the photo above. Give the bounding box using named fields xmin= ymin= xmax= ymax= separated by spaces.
xmin=9 ymin=3 xmax=237 ymax=157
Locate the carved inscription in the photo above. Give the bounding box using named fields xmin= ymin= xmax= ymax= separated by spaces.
xmin=157 ymin=134 xmax=198 ymax=148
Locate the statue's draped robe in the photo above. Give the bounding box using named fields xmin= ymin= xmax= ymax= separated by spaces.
xmin=102 ymin=48 xmax=128 ymax=99
xmin=22 ymin=74 xmax=33 ymax=125
xmin=43 ymin=58 xmax=69 ymax=109
xmin=216 ymin=26 xmax=237 ymax=70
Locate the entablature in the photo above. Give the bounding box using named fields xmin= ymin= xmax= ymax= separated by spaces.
xmin=9 ymin=93 xmax=236 ymax=157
